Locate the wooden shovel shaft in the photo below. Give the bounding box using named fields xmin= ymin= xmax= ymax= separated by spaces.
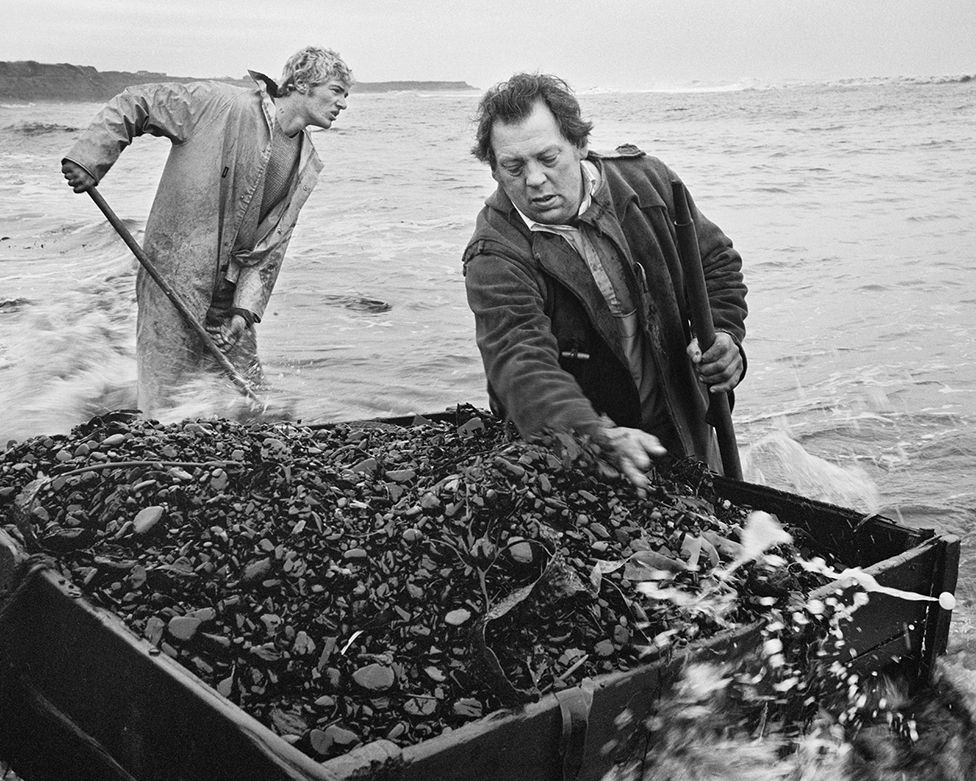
xmin=671 ymin=181 xmax=743 ymax=480
xmin=86 ymin=187 xmax=264 ymax=407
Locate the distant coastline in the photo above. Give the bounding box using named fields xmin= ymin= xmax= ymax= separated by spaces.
xmin=0 ymin=61 xmax=477 ymax=102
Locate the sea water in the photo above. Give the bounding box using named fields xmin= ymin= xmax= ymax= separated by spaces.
xmin=1 ymin=77 xmax=975 ymax=641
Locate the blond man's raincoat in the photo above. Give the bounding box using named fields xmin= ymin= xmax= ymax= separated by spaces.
xmin=64 ymin=71 xmax=322 ymax=413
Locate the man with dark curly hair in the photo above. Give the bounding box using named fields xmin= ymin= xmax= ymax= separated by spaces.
xmin=61 ymin=46 xmax=352 ymax=414
xmin=463 ymin=73 xmax=748 ymax=486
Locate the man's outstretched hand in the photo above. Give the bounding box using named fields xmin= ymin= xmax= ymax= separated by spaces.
xmin=597 ymin=426 xmax=667 ymax=491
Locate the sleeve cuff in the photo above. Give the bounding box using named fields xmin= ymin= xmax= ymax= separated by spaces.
xmin=60 ymin=157 xmax=98 ymax=183
xmin=231 ymin=307 xmax=260 ymax=325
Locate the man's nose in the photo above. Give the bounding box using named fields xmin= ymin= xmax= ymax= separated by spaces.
xmin=524 ymin=162 xmax=546 ymax=187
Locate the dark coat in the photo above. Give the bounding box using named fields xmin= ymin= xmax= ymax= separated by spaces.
xmin=462 ymin=147 xmax=747 ymax=468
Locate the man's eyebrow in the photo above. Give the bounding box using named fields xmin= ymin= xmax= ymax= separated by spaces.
xmin=495 ymin=151 xmax=525 ymax=167
xmin=498 ymin=145 xmax=560 ymax=164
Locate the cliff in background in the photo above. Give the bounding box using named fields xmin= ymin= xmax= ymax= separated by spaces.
xmin=0 ymin=61 xmax=476 ymax=102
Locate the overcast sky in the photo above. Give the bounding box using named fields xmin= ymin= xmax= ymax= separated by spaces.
xmin=4 ymin=0 xmax=974 ymax=91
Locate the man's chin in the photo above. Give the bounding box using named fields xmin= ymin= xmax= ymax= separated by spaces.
xmin=526 ymin=204 xmax=572 ymax=225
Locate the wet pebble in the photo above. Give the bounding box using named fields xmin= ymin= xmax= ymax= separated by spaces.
xmin=132 ymin=506 xmax=165 ymax=534
xmin=352 ymin=663 xmax=396 ymax=692
xmin=168 ymin=616 xmax=203 ymax=641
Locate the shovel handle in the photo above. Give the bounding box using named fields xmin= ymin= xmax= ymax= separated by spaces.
xmin=87 ymin=187 xmax=264 ymax=407
xmin=671 ymin=181 xmax=743 ymax=480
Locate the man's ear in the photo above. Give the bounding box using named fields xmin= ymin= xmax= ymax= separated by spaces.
xmin=577 ymin=141 xmax=589 ymax=159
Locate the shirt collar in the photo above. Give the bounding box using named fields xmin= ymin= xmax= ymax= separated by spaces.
xmin=247 ymin=70 xmax=280 ymax=130
xmin=513 ymin=159 xmax=601 ymax=232
xmin=248 ymin=70 xmax=280 ymax=98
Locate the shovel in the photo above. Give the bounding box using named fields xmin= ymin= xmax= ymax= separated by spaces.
xmin=86 ymin=187 xmax=265 ymax=408
xmin=671 ymin=181 xmax=743 ymax=480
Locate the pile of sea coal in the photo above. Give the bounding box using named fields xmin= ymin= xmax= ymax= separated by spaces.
xmin=0 ymin=407 xmax=828 ymax=761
